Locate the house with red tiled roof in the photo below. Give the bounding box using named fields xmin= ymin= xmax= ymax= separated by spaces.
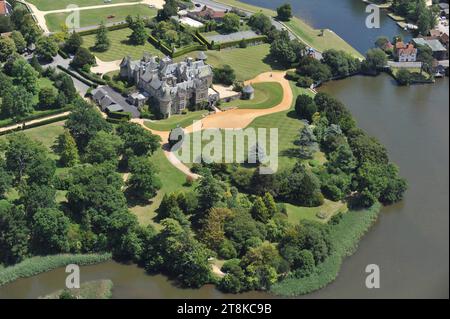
xmin=189 ymin=5 xmax=226 ymax=22
xmin=395 ymin=42 xmax=417 ymax=62
xmin=0 ymin=0 xmax=12 ymax=17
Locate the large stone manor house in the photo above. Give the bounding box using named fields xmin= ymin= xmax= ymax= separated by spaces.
xmin=119 ymin=53 xmax=216 ymax=118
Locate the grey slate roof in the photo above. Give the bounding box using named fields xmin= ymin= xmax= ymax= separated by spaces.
xmin=243 ymin=85 xmax=254 ymax=94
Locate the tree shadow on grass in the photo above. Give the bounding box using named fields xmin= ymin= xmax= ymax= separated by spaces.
xmin=280 ymin=148 xmax=299 ymax=159
xmin=262 ymin=55 xmax=290 ymax=72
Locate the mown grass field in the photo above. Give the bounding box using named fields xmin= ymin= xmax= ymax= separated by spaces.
xmin=28 ymin=0 xmax=140 ymax=11
xmin=144 ymin=110 xmax=208 ymax=131
xmin=177 ymin=44 xmax=278 ymax=81
xmin=221 ymin=82 xmax=283 ymax=110
xmin=285 ymin=200 xmax=348 ymax=224
xmin=82 ymin=27 xmax=162 ymax=62
xmin=45 ymin=5 xmax=157 ymax=32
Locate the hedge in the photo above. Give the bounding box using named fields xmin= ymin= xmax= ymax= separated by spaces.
xmin=148 ymin=35 xmax=172 ymax=56
xmin=0 ymin=113 xmax=71 ymax=136
xmin=172 ymin=44 xmax=208 ymax=58
xmin=106 ymin=117 xmax=129 ymax=124
xmin=76 ymin=69 xmax=107 ymax=85
xmin=0 ymin=253 xmax=112 ymax=287
xmin=194 ymin=31 xmax=211 ymax=47
xmin=77 ymin=22 xmax=129 ymax=37
xmin=0 ymin=105 xmax=73 ymax=129
xmin=108 ymin=111 xmax=131 ymax=120
xmin=58 ymin=49 xmax=69 ymax=59
xmin=57 ymin=65 xmax=97 ymax=88
xmin=217 ymin=35 xmax=268 ymax=50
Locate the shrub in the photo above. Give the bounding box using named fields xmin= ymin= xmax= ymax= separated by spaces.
xmin=297 ymin=76 xmax=314 ymax=88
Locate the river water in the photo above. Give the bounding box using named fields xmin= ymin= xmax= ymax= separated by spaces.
xmin=0 ymin=0 xmax=448 ymax=298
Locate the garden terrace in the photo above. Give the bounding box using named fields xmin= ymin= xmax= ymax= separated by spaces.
xmin=82 ymin=27 xmax=163 ymax=61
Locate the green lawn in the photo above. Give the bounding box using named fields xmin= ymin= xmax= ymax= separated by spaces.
xmin=82 ymin=27 xmax=162 ymax=61
xmin=176 ymin=44 xmax=279 ymax=81
xmin=28 ymin=0 xmax=139 ymax=11
xmin=285 ymin=200 xmax=348 ymax=224
xmin=0 ymin=120 xmax=64 ymax=151
xmin=144 ymin=110 xmax=208 ymax=131
xmin=214 ymin=0 xmax=363 ymax=59
xmin=221 ymin=82 xmax=283 ymax=110
xmin=45 ymin=5 xmax=157 ymax=32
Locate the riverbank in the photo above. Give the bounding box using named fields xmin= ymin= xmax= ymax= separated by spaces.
xmin=211 ymin=0 xmax=364 ymax=59
xmin=271 ymin=203 xmax=381 ymax=296
xmin=0 ymin=253 xmax=112 ymax=287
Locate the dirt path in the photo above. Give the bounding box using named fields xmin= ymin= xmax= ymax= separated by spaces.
xmin=91 ymin=58 xmax=122 ymax=75
xmin=0 ymin=112 xmax=71 ymax=133
xmin=21 ymin=0 xmax=164 ymax=34
xmin=131 ymin=70 xmax=293 ymax=179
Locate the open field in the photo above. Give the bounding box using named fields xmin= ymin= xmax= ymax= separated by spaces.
xmin=82 ymin=27 xmax=161 ymax=61
xmin=144 ymin=110 xmax=208 ymax=131
xmin=285 ymin=199 xmax=348 ymax=224
xmin=177 ymin=44 xmax=278 ymax=81
xmin=221 ymin=82 xmax=283 ymax=110
xmin=28 ymin=0 xmax=140 ymax=11
xmin=45 ymin=5 xmax=157 ymax=32
xmin=41 ymin=280 xmax=113 ymax=299
xmin=215 ymin=0 xmax=363 ymax=59
xmin=0 ymin=121 xmax=64 ymax=152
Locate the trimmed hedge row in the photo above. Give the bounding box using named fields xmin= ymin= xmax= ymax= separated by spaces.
xmin=213 ymin=35 xmax=268 ymax=50
xmin=108 ymin=111 xmax=131 ymax=120
xmin=76 ymin=69 xmax=107 ymax=85
xmin=58 ymin=49 xmax=69 ymax=59
xmin=0 ymin=113 xmax=71 ymax=136
xmin=77 ymin=23 xmax=129 ymax=37
xmin=194 ymin=31 xmax=211 ymax=47
xmin=172 ymin=44 xmax=208 ymax=58
xmin=0 ymin=105 xmax=73 ymax=129
xmin=148 ymin=35 xmax=172 ymax=56
xmin=0 ymin=254 xmax=112 ymax=286
xmin=57 ymin=65 xmax=97 ymax=88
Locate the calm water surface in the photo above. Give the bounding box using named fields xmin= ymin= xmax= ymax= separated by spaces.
xmin=0 ymin=0 xmax=447 ymax=299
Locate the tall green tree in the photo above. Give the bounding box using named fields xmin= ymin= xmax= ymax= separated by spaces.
xmin=55 ymin=130 xmax=79 ymax=167
xmin=0 ymin=204 xmax=29 ymax=265
xmin=35 ymin=36 xmax=59 ymax=62
xmin=11 ymin=58 xmax=39 ymax=94
xmin=276 ymin=3 xmax=293 ymax=21
xmin=31 ymin=208 xmax=70 ymax=254
xmin=126 ymin=156 xmax=162 ymax=201
xmin=65 ymin=100 xmax=112 ymax=150
xmin=128 ymin=16 xmax=148 ymax=45
xmin=94 ymin=21 xmax=110 ymax=52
